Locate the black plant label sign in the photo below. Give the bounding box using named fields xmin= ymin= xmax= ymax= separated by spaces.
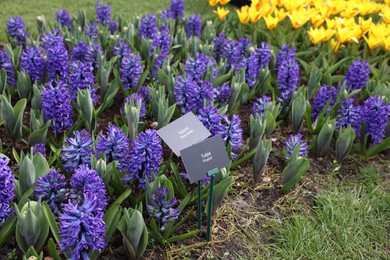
xmin=181 ymin=135 xmax=230 ymax=184
xmin=157 ymin=112 xmax=211 ymax=157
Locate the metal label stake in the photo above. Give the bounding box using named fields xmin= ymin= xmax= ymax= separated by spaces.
xmin=206 ymin=167 xmax=219 ymax=241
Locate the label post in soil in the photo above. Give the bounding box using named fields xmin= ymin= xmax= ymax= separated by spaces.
xmin=157 ymin=112 xmax=211 ymax=157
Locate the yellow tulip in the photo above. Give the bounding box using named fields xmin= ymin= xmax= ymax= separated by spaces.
xmin=330 ymin=39 xmax=340 ymax=51
xmin=249 ymin=6 xmax=262 ymax=23
xmin=288 ymin=9 xmax=310 ymax=29
xmin=208 ymin=0 xmax=219 ymax=7
xmin=276 ymin=8 xmax=287 ymax=21
xmin=237 ymin=6 xmax=250 ymax=24
xmin=340 ymin=5 xmax=359 ymax=18
xmin=383 ymin=36 xmax=390 ymax=50
xmin=251 ymin=0 xmax=262 ymax=10
xmin=358 ymin=17 xmax=372 ymax=36
xmin=380 ymin=5 xmax=390 ymax=24
xmin=220 ymin=0 xmax=231 ymax=4
xmin=214 ymin=7 xmax=230 ymax=20
xmin=336 ymin=28 xmax=358 ymax=43
xmin=364 ymin=35 xmax=383 ymax=49
xmin=264 ymin=15 xmax=279 ymax=30
xmin=326 ymin=19 xmax=337 ymax=30
xmin=311 ymin=13 xmax=325 ymax=28
xmin=323 ymin=29 xmax=336 ymax=41
xmin=284 ymin=0 xmax=302 ymax=11
xmin=307 ymin=27 xmax=324 ymax=44
xmin=261 ymin=2 xmax=275 ymax=17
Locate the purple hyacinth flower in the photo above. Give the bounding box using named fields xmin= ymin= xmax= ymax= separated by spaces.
xmin=197 ymin=105 xmax=225 ymax=135
xmin=174 ymin=76 xmax=198 ymax=113
xmin=120 ymin=53 xmax=143 ymax=90
xmin=336 ymin=98 xmax=360 ymax=130
xmin=275 ymin=45 xmax=296 ymax=72
xmin=285 ymin=134 xmax=308 ymax=161
xmin=62 ymin=129 xmax=93 ymax=173
xmin=344 ymin=60 xmax=370 ymax=92
xmin=139 ymin=85 xmax=151 ymax=102
xmin=69 ymin=165 xmax=107 ymax=211
xmin=56 ymin=9 xmax=72 ymax=29
xmin=214 ymin=83 xmax=231 ymax=106
xmin=0 ymin=50 xmax=16 ymax=86
xmin=184 ymin=52 xmax=211 ymax=82
xmin=20 ymin=46 xmax=45 ymax=83
xmin=108 ymin=20 xmax=118 ymax=34
xmin=193 ymin=80 xmax=214 ymax=110
xmin=186 ymin=14 xmax=202 ymax=38
xmin=311 ymin=85 xmax=337 ymax=119
xmin=150 ymin=25 xmax=171 ymax=57
xmin=147 ymin=186 xmax=180 ymax=232
xmin=84 ymin=22 xmax=99 ymax=40
xmin=95 ymin=0 xmax=111 ymax=25
xmin=44 ymin=32 xmax=69 ymax=81
xmin=160 ymin=8 xmax=174 ymax=20
xmin=224 ymin=40 xmax=241 ymax=70
xmin=41 ymin=81 xmax=74 ymax=134
xmin=33 ymin=143 xmax=46 ymax=156
xmin=34 ymin=169 xmax=68 ymax=215
xmin=139 ymin=14 xmax=157 ymax=40
xmin=95 ymin=125 xmax=130 ymax=170
xmin=0 ymin=156 xmax=15 ymax=224
xmin=356 ymin=96 xmax=390 ymax=144
xmin=71 ymin=41 xmax=95 ymax=64
xmin=114 ymin=39 xmax=132 ymax=63
xmin=238 ymin=37 xmax=252 ymax=58
xmin=252 ymin=96 xmax=272 ymax=119
xmin=277 ymin=58 xmax=300 ymax=103
xmin=221 ymin=115 xmax=243 ymax=159
xmin=69 ymin=61 xmax=98 ymax=104
xmin=123 ymin=93 xmax=147 ymax=118
xmin=246 ymin=42 xmax=271 ymax=87
xmin=59 ymin=193 xmax=106 ymax=259
xmin=170 ymin=0 xmax=185 ymax=19
xmin=124 ymin=129 xmax=163 ymax=190
xmin=213 ymin=33 xmax=226 ymax=61
xmin=7 ymin=16 xmax=29 ymax=47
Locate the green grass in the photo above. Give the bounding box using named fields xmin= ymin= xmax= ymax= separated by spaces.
xmin=265 ymin=186 xmax=390 ymax=259
xmin=0 ymin=0 xmax=210 ymax=43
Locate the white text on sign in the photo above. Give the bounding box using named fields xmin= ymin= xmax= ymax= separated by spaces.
xmin=178 ymin=127 xmax=193 ymax=139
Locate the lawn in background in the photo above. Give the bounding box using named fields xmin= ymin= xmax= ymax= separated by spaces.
xmin=0 ymin=0 xmax=209 ymax=42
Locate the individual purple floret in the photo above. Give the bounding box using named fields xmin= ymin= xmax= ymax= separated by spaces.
xmin=186 ymin=14 xmax=202 ymax=38
xmin=69 ymin=165 xmax=107 ymax=211
xmin=275 ymin=45 xmax=296 ymax=72
xmin=213 ymin=33 xmax=226 ymax=61
xmin=84 ymin=22 xmax=99 ymax=40
xmin=59 ymin=193 xmax=106 ymax=259
xmin=147 ymin=186 xmax=180 ymax=232
xmin=0 ymin=156 xmax=15 ymax=224
xmin=357 ymin=96 xmax=390 ymax=144
xmin=113 ymin=39 xmax=132 ymax=63
xmin=120 ymin=53 xmax=143 ymax=90
xmin=246 ymin=42 xmax=271 ymax=86
xmin=237 ymin=37 xmax=252 ymax=58
xmin=184 ymin=52 xmax=211 ymax=82
xmin=0 ymin=50 xmax=16 ymax=86
xmin=71 ymin=41 xmax=95 ymax=64
xmin=20 ymin=46 xmax=45 ymax=83
xmin=285 ymin=134 xmax=308 ymax=161
xmin=124 ymin=129 xmax=163 ymax=190
xmin=69 ymin=61 xmax=98 ymax=104
xmin=224 ymin=40 xmax=241 ymax=70
xmin=56 ymin=9 xmax=72 ymax=29
xmin=62 ymin=129 xmax=93 ymax=173
xmin=95 ymin=125 xmax=130 ymax=170
xmin=33 ymin=143 xmax=46 ymax=156
xmin=311 ymin=85 xmax=337 ymax=119
xmin=44 ymin=32 xmax=69 ymax=81
xmin=336 ymin=98 xmax=360 ymax=130
xmin=344 ymin=60 xmax=370 ymax=92
xmin=139 ymin=14 xmax=157 ymax=40
xmin=41 ymin=81 xmax=74 ymax=134
xmin=123 ymin=93 xmax=147 ymax=118
xmin=197 ymin=105 xmax=225 ymax=135
xmin=7 ymin=16 xmax=29 ymax=47
xmin=277 ymin=58 xmax=300 ymax=103
xmin=170 ymin=0 xmax=185 ymax=19
xmin=34 ymin=169 xmax=68 ymax=215
xmin=96 ymin=0 xmax=111 ymax=25
xmin=252 ymin=96 xmax=272 ymax=119
xmin=214 ymin=83 xmax=231 ymax=105
xmin=221 ymin=115 xmax=243 ymax=159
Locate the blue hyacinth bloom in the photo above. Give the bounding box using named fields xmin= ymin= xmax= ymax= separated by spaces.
xmin=139 ymin=14 xmax=157 ymax=40
xmin=69 ymin=61 xmax=98 ymax=104
xmin=213 ymin=83 xmax=231 ymax=106
xmin=124 ymin=129 xmax=163 ymax=190
xmin=120 ymin=53 xmax=143 ymax=90
xmin=95 ymin=0 xmax=111 ymax=25
xmin=0 ymin=156 xmax=15 ymax=224
xmin=285 ymin=134 xmax=308 ymax=161
xmin=186 ymin=14 xmax=202 ymax=38
xmin=147 ymin=186 xmax=180 ymax=232
xmin=277 ymin=58 xmax=300 ymax=103
xmin=0 ymin=50 xmax=16 ymax=86
xmin=122 ymin=93 xmax=147 ymax=118
xmin=344 ymin=60 xmax=370 ymax=92
xmin=33 ymin=143 xmax=46 ymax=156
xmin=95 ymin=125 xmax=130 ymax=170
xmin=84 ymin=22 xmax=99 ymax=40
xmin=275 ymin=45 xmax=296 ymax=72
xmin=311 ymin=85 xmax=337 ymax=119
xmin=170 ymin=0 xmax=184 ymax=19
xmin=221 ymin=115 xmax=243 ymax=159
xmin=44 ymin=32 xmax=69 ymax=81
xmin=113 ymin=39 xmax=132 ymax=63
xmin=71 ymin=41 xmax=95 ymax=64
xmin=336 ymin=98 xmax=360 ymax=130
xmin=34 ymin=169 xmax=68 ymax=215
xmin=56 ymin=9 xmax=72 ymax=29
xmin=197 ymin=105 xmax=225 ymax=135
xmin=62 ymin=129 xmax=94 ymax=173
xmin=20 ymin=46 xmax=45 ymax=83
xmin=252 ymin=96 xmax=272 ymax=119
xmin=59 ymin=193 xmax=106 ymax=259
xmin=213 ymin=33 xmax=226 ymax=61
xmin=7 ymin=16 xmax=29 ymax=47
